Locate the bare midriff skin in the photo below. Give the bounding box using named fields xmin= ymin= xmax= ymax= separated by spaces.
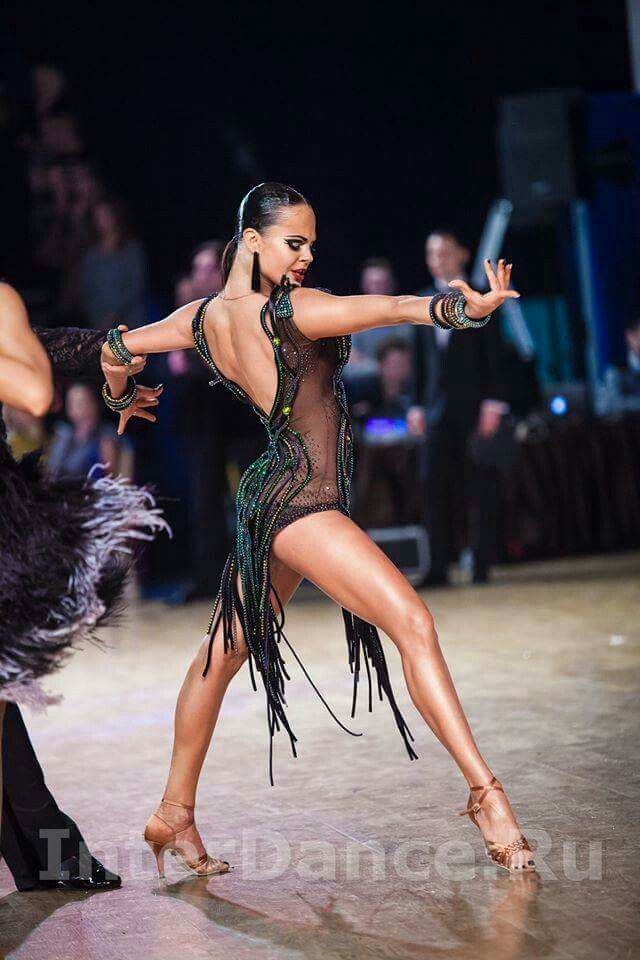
xmin=100 ymin=204 xmax=535 ymax=872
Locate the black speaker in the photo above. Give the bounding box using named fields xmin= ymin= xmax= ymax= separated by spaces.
xmin=497 ymin=90 xmax=584 ymax=225
xmin=366 ymin=525 xmax=430 ymax=584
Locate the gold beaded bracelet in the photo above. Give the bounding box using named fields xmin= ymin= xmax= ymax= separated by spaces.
xmin=102 ymin=377 xmax=137 ymax=412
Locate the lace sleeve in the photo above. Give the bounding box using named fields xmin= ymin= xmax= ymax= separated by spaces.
xmin=33 ymin=327 xmax=107 ymax=382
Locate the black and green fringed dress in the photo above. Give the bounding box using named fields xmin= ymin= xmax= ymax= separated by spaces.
xmin=192 ymin=278 xmax=418 ymax=783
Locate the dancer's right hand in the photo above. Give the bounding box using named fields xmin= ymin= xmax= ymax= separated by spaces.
xmin=448 ymin=259 xmax=520 ymax=319
xmin=116 ymin=383 xmax=163 ymax=436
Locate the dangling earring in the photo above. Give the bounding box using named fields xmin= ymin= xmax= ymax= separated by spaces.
xmin=251 ymin=251 xmax=261 ymax=292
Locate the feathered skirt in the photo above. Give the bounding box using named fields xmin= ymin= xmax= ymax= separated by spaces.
xmin=0 ymin=449 xmax=170 ymax=708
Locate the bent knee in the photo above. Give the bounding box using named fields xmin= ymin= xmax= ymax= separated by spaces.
xmin=199 ymin=634 xmax=250 ymax=676
xmin=393 ymin=603 xmax=439 ymax=657
xmin=219 ymin=640 xmax=250 ymax=674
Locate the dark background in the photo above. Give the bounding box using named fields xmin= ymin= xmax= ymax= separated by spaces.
xmin=1 ymin=1 xmax=631 ymax=300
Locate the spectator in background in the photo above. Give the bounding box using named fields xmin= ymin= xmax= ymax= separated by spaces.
xmin=32 ymin=64 xmax=67 ymax=118
xmin=601 ymin=315 xmax=640 ymax=413
xmin=167 ymin=241 xmax=224 ymax=375
xmin=348 ymin=258 xmax=412 ymax=377
xmin=347 ymin=336 xmax=416 ymax=423
xmin=46 ymin=382 xmax=124 ymax=481
xmin=190 ymin=240 xmax=223 ymax=298
xmin=411 ymin=229 xmax=511 ymax=586
xmin=79 ymin=197 xmax=148 ymax=330
xmin=17 ymin=64 xmax=104 ymax=323
xmin=25 ymin=66 xmax=85 ymax=269
xmin=33 ymin=160 xmax=104 ymax=322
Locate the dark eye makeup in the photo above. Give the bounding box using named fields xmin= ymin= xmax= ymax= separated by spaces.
xmin=285 ymin=238 xmax=317 ymax=253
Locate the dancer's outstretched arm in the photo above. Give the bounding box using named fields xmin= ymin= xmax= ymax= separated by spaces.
xmin=100 ymin=260 xmax=519 ymax=365
xmin=291 ymin=259 xmax=520 ymax=340
xmin=98 ymin=299 xmax=202 ymax=410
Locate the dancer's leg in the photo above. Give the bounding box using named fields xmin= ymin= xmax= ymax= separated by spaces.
xmin=0 ymin=703 xmax=98 ymax=890
xmin=162 ymin=555 xmax=303 ymax=806
xmin=272 ymin=510 xmax=532 ymax=868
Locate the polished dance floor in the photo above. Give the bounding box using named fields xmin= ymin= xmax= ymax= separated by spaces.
xmin=1 ymin=551 xmax=639 ymax=960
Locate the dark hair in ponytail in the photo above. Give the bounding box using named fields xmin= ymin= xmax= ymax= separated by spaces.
xmin=221 ymin=181 xmax=308 ymax=284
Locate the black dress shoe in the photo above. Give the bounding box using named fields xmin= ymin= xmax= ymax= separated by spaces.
xmin=22 ymin=856 xmax=121 ymax=892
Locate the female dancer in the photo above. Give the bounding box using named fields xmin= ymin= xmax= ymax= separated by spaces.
xmin=100 ymin=183 xmax=536 ymax=877
xmin=0 ymin=281 xmax=166 ymax=889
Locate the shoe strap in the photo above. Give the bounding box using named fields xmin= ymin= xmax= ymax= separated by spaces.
xmin=151 ymin=812 xmax=174 ymax=831
xmin=457 ymin=775 xmax=504 ymax=817
xmin=161 ymin=796 xmax=195 ymax=812
xmin=184 ymin=852 xmax=210 ymax=870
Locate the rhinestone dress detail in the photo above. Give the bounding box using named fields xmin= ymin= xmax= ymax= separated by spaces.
xmin=192 ymin=280 xmax=418 ymax=784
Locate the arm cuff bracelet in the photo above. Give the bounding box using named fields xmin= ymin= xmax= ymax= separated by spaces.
xmin=428 ymin=291 xmax=492 ymax=330
xmin=102 ymin=377 xmax=137 ymax=412
xmin=106 ymin=327 xmax=134 ymax=365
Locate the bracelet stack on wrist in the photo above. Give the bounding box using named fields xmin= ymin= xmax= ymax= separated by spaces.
xmin=102 ymin=377 xmax=137 ymax=412
xmin=106 ymin=327 xmax=134 ymax=365
xmin=428 ymin=291 xmax=492 ymax=330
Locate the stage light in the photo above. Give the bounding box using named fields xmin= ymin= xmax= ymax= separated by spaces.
xmin=550 ymin=394 xmax=568 ymax=415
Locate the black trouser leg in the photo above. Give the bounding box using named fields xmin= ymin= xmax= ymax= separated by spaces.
xmin=1 ymin=704 xmax=86 ymax=890
xmin=471 ymin=463 xmax=500 ymax=579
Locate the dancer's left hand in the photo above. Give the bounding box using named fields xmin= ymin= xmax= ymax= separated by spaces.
xmin=448 ymin=259 xmax=520 ymax=319
xmin=116 ymin=383 xmax=164 ymax=436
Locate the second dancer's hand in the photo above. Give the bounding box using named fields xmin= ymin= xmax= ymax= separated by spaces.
xmin=449 ymin=258 xmax=520 ymax=320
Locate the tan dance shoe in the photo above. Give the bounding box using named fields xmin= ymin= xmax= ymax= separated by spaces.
xmin=143 ymin=797 xmax=230 ymax=881
xmin=456 ymin=775 xmax=537 ymax=873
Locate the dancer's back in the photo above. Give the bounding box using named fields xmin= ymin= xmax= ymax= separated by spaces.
xmin=202 ymin=293 xmax=278 ymax=418
xmin=196 ymin=286 xmax=344 ymax=523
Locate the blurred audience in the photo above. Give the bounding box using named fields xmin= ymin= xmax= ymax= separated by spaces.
xmin=410 ymin=229 xmax=512 ymax=586
xmin=168 ymin=240 xmax=224 ymax=376
xmin=79 ymin=198 xmax=148 ymax=330
xmin=601 ymin=315 xmax=640 ymax=414
xmin=33 ymin=160 xmax=105 ymax=320
xmin=190 ymin=240 xmax=224 ymax=298
xmin=347 ymin=336 xmax=416 ymax=423
xmin=46 ymin=383 xmax=125 ymax=480
xmin=348 ymin=258 xmax=411 ymax=376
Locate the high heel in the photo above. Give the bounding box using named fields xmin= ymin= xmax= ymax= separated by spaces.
xmin=143 ymin=797 xmax=230 ymax=881
xmin=456 ymin=775 xmax=536 ymax=873
xmin=146 ymin=840 xmax=167 ymax=880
